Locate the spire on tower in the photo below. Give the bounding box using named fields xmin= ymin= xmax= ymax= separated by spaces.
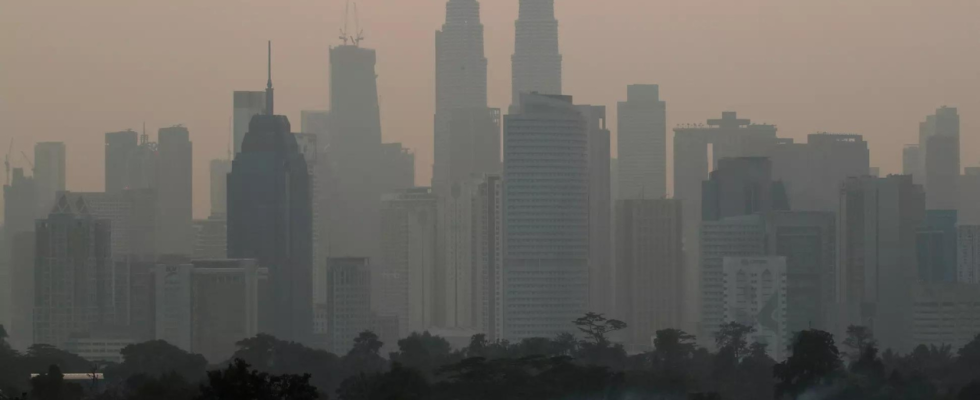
xmin=266 ymin=40 xmax=275 ymax=115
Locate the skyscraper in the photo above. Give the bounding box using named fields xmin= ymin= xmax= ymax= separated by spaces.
xmin=474 ymin=175 xmax=503 ymax=340
xmin=209 ymin=159 xmax=232 ymax=217
xmin=922 ymin=107 xmax=960 ymax=210
xmin=699 ymin=215 xmax=767 ymax=344
xmin=503 ymin=93 xmax=588 ymax=340
xmin=957 ymin=225 xmax=980 ymax=284
xmin=379 ymin=188 xmax=438 ymax=336
xmin=769 ymin=133 xmax=870 ymax=212
xmin=327 ymin=44 xmax=383 ymax=259
xmin=158 ymin=126 xmax=193 ymax=255
xmin=917 ymin=210 xmax=958 ymax=283
xmin=34 ymin=194 xmax=113 ymax=348
xmin=722 ymin=256 xmax=789 ymax=360
xmin=511 ymin=0 xmax=562 ymax=109
xmin=838 ymin=175 xmax=925 ymax=352
xmin=33 ymin=142 xmax=66 ymax=218
xmin=579 ymin=105 xmax=612 ymax=315
xmin=227 ymin=45 xmax=313 ymax=343
xmin=617 ymin=85 xmax=667 ymax=200
xmin=615 ymin=199 xmax=683 ymax=351
xmin=701 ymin=157 xmax=788 ymax=222
xmin=233 ymin=92 xmax=266 ymax=155
xmin=104 ymin=130 xmax=138 ymax=193
xmin=325 ymin=257 xmax=372 ymax=354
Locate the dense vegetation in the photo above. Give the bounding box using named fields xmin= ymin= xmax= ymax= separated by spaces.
xmin=2 ymin=315 xmax=980 ymax=399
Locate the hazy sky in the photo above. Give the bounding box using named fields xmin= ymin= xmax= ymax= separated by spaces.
xmin=2 ymin=0 xmax=979 ymax=219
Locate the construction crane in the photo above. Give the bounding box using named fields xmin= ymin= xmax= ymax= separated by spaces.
xmin=4 ymin=138 xmax=12 ymax=185
xmin=20 ymin=151 xmax=34 ymax=172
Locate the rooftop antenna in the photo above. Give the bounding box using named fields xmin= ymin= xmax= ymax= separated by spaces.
xmin=140 ymin=122 xmax=149 ymax=145
xmin=352 ymin=2 xmax=365 ymax=46
xmin=265 ymin=40 xmax=274 ymax=115
xmin=339 ymin=0 xmax=350 ymax=45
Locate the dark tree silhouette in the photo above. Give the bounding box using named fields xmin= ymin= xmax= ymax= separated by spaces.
xmin=29 ymin=365 xmax=83 ymax=400
xmin=572 ymin=313 xmax=627 ymax=346
xmin=774 ymin=329 xmax=842 ymax=399
xmin=336 ymin=363 xmax=428 ymax=400
xmin=105 ymin=340 xmax=208 ymax=383
xmin=841 ymin=325 xmax=876 ymax=363
xmin=195 ymin=359 xmax=318 ymax=400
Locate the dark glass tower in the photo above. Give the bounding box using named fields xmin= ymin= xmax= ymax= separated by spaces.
xmin=227 ymin=43 xmax=312 ymax=342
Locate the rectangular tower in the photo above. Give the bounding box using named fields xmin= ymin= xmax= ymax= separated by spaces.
xmin=379 ymin=188 xmax=438 ymax=336
xmin=104 ymin=130 xmax=138 ymax=193
xmin=617 ymin=85 xmax=666 ymax=200
xmin=33 ymin=142 xmax=66 ymax=218
xmin=326 ymin=258 xmax=372 ymax=354
xmin=578 ymin=105 xmax=612 ymax=315
xmin=158 ymin=126 xmax=193 ymax=255
xmin=233 ymin=91 xmax=266 ymax=155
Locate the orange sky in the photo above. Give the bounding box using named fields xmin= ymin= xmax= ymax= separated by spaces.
xmin=2 ymin=0 xmax=979 ymax=218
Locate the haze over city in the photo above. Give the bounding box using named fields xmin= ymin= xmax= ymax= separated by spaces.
xmin=3 ymin=0 xmax=980 ymax=217
xmin=5 ymin=1 xmax=980 ymax=399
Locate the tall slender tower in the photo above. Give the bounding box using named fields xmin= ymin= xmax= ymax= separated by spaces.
xmin=510 ymin=0 xmax=562 ymax=110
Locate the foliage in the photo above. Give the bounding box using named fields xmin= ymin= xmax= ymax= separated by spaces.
xmin=105 ymin=340 xmax=208 ymax=383
xmin=195 ymin=359 xmax=318 ymax=400
xmin=774 ymin=329 xmax=842 ymax=399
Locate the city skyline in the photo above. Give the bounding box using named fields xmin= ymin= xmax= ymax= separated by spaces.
xmin=3 ymin=1 xmax=980 ymax=219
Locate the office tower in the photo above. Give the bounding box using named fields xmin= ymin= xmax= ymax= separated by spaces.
xmin=443 ymin=177 xmax=480 ymax=328
xmin=722 ymin=256 xmax=789 ymax=360
xmin=959 ymin=167 xmax=980 ymax=225
xmin=33 ymin=142 xmax=66 ymax=218
xmin=105 ymin=130 xmax=138 ymax=193
xmin=675 ymin=113 xmax=777 ymax=325
xmin=702 ymin=157 xmax=788 ymax=222
xmin=8 ymin=232 xmax=34 ymax=350
xmin=958 ymin=225 xmax=980 ymax=284
xmin=503 ymin=93 xmax=588 ymax=340
xmin=838 ymin=175 xmax=925 ymax=352
xmin=209 ymin=160 xmax=232 ymax=218
xmin=328 ymin=44 xmax=383 ymax=260
xmin=921 ymin=107 xmax=960 ymax=210
xmin=617 ymin=85 xmax=667 ymax=200
xmin=325 ymin=258 xmax=372 ymax=354
xmin=34 ymin=194 xmax=112 ymax=348
xmin=227 ymin=47 xmax=313 ymax=343
xmin=904 ymin=145 xmax=921 ymax=179
xmin=233 ymin=91 xmax=266 ymax=155
xmin=154 ymin=259 xmax=264 ymax=362
xmin=65 ymin=190 xmax=157 ymax=260
xmin=474 ymin=175 xmax=503 ymax=340
xmin=869 ymin=167 xmax=881 ymax=178
xmin=770 ymin=133 xmax=870 ymax=212
xmin=511 ymin=0 xmax=562 ymax=109
xmin=380 ymin=143 xmax=416 ymax=194
xmin=764 ymin=211 xmax=836 ymax=335
xmin=917 ymin=210 xmax=958 ymax=283
xmin=3 ymin=168 xmax=36 ymax=238
xmin=293 ymin=132 xmax=326 ymax=304
xmin=301 ymin=110 xmax=331 ymax=138
xmin=379 ymin=188 xmax=438 ymax=336
xmin=192 ymin=217 xmax=227 ymax=259
xmin=911 ymin=283 xmax=980 ymax=351
xmin=699 ymin=215 xmax=766 ymax=345
xmin=615 ymin=199 xmax=683 ymax=352
xmin=157 ymin=126 xmax=193 ymax=255
xmin=578 ymin=105 xmax=612 ymax=315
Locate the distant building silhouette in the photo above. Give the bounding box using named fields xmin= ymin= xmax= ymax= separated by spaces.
xmin=157 ymin=126 xmax=193 ymax=255
xmin=34 ymin=194 xmax=112 ymax=348
xmin=617 ymin=85 xmax=667 ymax=200
xmin=838 ymin=175 xmax=925 ymax=353
xmin=209 ymin=159 xmax=232 ymax=218
xmin=511 ymin=0 xmax=562 ymax=109
xmin=503 ymin=93 xmax=588 ymax=340
xmin=917 ymin=210 xmax=958 ymax=283
xmin=325 ymin=257 xmax=372 ymax=354
xmin=702 ymin=157 xmax=788 ymax=222
xmin=65 ymin=190 xmax=157 ymax=261
xmin=104 ymin=130 xmax=139 ymax=193
xmin=233 ymin=91 xmax=266 ymax=155
xmin=579 ymin=105 xmax=612 ymax=315
xmin=615 ymin=198 xmax=683 ymax=352
xmin=33 ymin=142 xmax=66 ymax=218
xmin=921 ymin=107 xmax=960 ymax=210
xmin=770 ymin=133 xmax=870 ymax=212
xmin=957 ymin=225 xmax=980 ymax=284
xmin=722 ymin=256 xmax=789 ymax=361
xmin=699 ymin=215 xmax=766 ymax=345
xmin=379 ymin=188 xmax=438 ymax=336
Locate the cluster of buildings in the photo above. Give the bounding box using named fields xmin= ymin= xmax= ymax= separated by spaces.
xmin=2 ymin=0 xmax=980 ymax=364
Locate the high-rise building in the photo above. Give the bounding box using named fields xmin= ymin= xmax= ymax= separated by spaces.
xmin=958 ymin=225 xmax=980 ymax=284
xmin=380 ymin=143 xmax=416 ymax=194
xmin=8 ymin=232 xmax=34 ymax=350
xmin=722 ymin=256 xmax=789 ymax=360
xmin=503 ymin=93 xmax=588 ymax=340
xmin=209 ymin=160 xmax=232 ymax=218
xmin=34 ymin=194 xmax=112 ymax=348
xmin=770 ymin=133 xmax=870 ymax=212
xmin=911 ymin=282 xmax=980 ymax=352
xmin=327 ymin=44 xmax=383 ymax=260
xmin=233 ymin=91 xmax=266 ymax=155
xmin=903 ymin=145 xmax=921 ymax=181
xmin=959 ymin=167 xmax=980 ymax=225
xmin=578 ymin=105 xmax=612 ymax=315
xmin=193 ymin=217 xmax=227 ymax=260
xmin=325 ymin=258 xmax=372 ymax=354
xmin=157 ymin=126 xmax=193 ymax=255
xmin=474 ymin=175 xmax=503 ymax=340
xmin=511 ymin=0 xmax=562 ymax=109
xmin=227 ymin=48 xmax=313 ymax=343
xmin=443 ymin=177 xmax=480 ymax=329
xmin=764 ymin=211 xmax=836 ymax=335
xmin=105 ymin=130 xmax=139 ymax=193
xmin=702 ymin=157 xmax=788 ymax=222
xmin=921 ymin=107 xmax=960 ymax=210
xmin=917 ymin=210 xmax=958 ymax=283
xmin=699 ymin=215 xmax=767 ymax=345
xmin=66 ymin=190 xmax=157 ymax=260
xmin=379 ymin=188 xmax=438 ymax=336
xmin=33 ymin=142 xmax=66 ymax=218
xmin=3 ymin=168 xmax=36 ymax=238
xmin=617 ymin=85 xmax=667 ymax=200
xmin=838 ymin=175 xmax=925 ymax=352
xmin=301 ymin=110 xmax=331 ymax=138
xmin=615 ymin=199 xmax=683 ymax=351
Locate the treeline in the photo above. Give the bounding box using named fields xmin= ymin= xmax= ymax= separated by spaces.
xmin=2 ymin=315 xmax=980 ymax=399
